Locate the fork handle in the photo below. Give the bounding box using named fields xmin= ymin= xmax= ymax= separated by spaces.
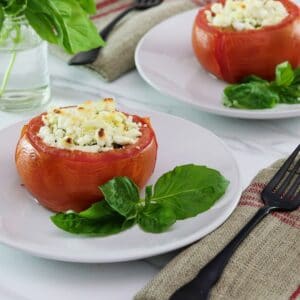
xmin=171 ymin=206 xmax=276 ymax=300
xmin=100 ymin=6 xmax=136 ymax=40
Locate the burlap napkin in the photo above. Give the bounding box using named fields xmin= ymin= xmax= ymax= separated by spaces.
xmin=52 ymin=0 xmax=214 ymax=81
xmin=135 ymin=159 xmax=300 ymax=300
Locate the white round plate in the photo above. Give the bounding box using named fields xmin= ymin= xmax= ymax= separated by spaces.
xmin=0 ymin=109 xmax=241 ymax=263
xmin=135 ymin=9 xmax=300 ymax=120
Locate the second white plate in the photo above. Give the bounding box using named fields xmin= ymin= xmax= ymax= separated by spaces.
xmin=135 ymin=9 xmax=300 ymax=119
xmin=0 ymin=109 xmax=241 ymax=263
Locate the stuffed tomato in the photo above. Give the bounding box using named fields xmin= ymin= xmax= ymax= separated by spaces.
xmin=15 ymin=100 xmax=158 ymax=212
xmin=192 ymin=0 xmax=300 ymax=83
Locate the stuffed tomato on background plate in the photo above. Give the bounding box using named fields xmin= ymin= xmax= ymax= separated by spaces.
xmin=192 ymin=0 xmax=300 ymax=83
xmin=135 ymin=5 xmax=300 ymax=119
xmin=0 ymin=102 xmax=241 ymax=263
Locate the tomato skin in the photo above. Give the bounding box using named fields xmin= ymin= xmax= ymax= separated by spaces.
xmin=15 ymin=113 xmax=158 ymax=212
xmin=192 ymin=0 xmax=300 ymax=83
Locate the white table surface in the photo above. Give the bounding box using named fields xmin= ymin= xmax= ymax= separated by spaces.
xmin=0 ymin=54 xmax=299 ymax=300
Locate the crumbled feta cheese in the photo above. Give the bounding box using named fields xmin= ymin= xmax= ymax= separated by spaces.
xmin=205 ymin=0 xmax=288 ymax=31
xmin=38 ymin=99 xmax=142 ymax=153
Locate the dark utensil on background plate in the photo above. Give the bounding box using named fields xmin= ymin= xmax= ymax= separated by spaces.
xmin=69 ymin=0 xmax=163 ymax=66
xmin=171 ymin=144 xmax=300 ymax=300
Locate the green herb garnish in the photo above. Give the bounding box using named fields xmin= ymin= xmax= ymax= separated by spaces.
xmin=0 ymin=0 xmax=104 ymax=97
xmin=0 ymin=0 xmax=104 ymax=54
xmin=0 ymin=6 xmax=4 ymax=32
xmin=223 ymin=61 xmax=300 ymax=109
xmin=51 ymin=164 xmax=229 ymax=236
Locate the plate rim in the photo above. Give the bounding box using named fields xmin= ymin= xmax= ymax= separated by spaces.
xmin=0 ymin=109 xmax=242 ymax=263
xmin=135 ymin=8 xmax=300 ymax=120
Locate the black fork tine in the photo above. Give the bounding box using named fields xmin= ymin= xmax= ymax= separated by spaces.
xmin=266 ymin=144 xmax=300 ymax=191
xmin=140 ymin=0 xmax=160 ymax=5
xmin=285 ymin=174 xmax=300 ymax=201
xmin=276 ymin=155 xmax=300 ymax=196
xmin=296 ymin=189 xmax=300 ymax=201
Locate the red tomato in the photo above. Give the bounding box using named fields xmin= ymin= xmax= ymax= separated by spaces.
xmin=15 ymin=112 xmax=158 ymax=212
xmin=192 ymin=0 xmax=300 ymax=83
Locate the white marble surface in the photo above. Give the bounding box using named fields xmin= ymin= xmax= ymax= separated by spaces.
xmin=0 ymin=54 xmax=299 ymax=300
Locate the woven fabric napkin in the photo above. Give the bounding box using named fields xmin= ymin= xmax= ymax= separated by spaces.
xmin=52 ymin=0 xmax=213 ymax=81
xmin=135 ymin=159 xmax=300 ymax=300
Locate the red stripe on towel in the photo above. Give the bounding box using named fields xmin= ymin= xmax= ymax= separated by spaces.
xmin=93 ymin=0 xmax=215 ymax=20
xmin=239 ymin=182 xmax=300 ymax=229
xmin=272 ymin=212 xmax=300 ymax=229
xmin=92 ymin=3 xmax=132 ymax=19
xmin=290 ymin=286 xmax=300 ymax=300
xmin=96 ymin=0 xmax=119 ymax=10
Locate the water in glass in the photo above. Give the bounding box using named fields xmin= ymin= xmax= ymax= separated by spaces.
xmin=0 ymin=16 xmax=50 ymax=111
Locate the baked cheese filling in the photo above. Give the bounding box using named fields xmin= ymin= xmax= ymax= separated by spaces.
xmin=38 ymin=99 xmax=142 ymax=153
xmin=205 ymin=0 xmax=288 ymax=31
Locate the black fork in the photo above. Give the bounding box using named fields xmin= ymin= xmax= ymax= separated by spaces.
xmin=171 ymin=144 xmax=300 ymax=300
xmin=69 ymin=0 xmax=163 ymax=66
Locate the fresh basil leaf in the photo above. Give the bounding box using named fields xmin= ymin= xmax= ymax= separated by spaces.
xmin=145 ymin=185 xmax=153 ymax=206
xmin=122 ymin=218 xmax=136 ymax=230
xmin=223 ymin=62 xmax=300 ymax=110
xmin=79 ymin=201 xmax=116 ymax=219
xmin=271 ymin=84 xmax=300 ymax=104
xmin=78 ymin=0 xmax=96 ymax=14
xmin=25 ymin=10 xmax=58 ymax=44
xmin=137 ymin=203 xmax=176 ymax=233
xmin=100 ymin=177 xmax=140 ymax=219
xmin=25 ymin=0 xmax=63 ymax=44
xmin=51 ymin=165 xmax=230 ymax=236
xmin=292 ymin=68 xmax=300 ymax=86
xmin=0 ymin=6 xmax=4 ymax=33
xmin=25 ymin=0 xmax=104 ymax=54
xmin=275 ymin=61 xmax=294 ymax=87
xmin=223 ymin=82 xmax=279 ymax=109
xmin=3 ymin=0 xmax=27 ymax=15
xmin=51 ymin=211 xmax=131 ymax=235
xmin=46 ymin=0 xmax=104 ymax=54
xmin=1 ymin=0 xmax=12 ymax=7
xmin=241 ymin=75 xmax=267 ymax=84
xmin=150 ymin=165 xmax=229 ymax=220
xmin=51 ymin=200 xmax=135 ymax=235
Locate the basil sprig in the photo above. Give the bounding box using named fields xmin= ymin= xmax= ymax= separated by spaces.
xmin=223 ymin=61 xmax=300 ymax=109
xmin=51 ymin=164 xmax=229 ymax=236
xmin=0 ymin=0 xmax=104 ymax=54
xmin=0 ymin=6 xmax=4 ymax=32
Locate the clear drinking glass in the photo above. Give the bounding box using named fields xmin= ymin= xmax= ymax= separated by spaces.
xmin=0 ymin=15 xmax=50 ymax=112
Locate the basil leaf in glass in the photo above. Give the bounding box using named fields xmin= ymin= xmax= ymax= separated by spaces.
xmin=78 ymin=0 xmax=96 ymax=14
xmin=25 ymin=10 xmax=58 ymax=44
xmin=24 ymin=0 xmax=104 ymax=54
xmin=0 ymin=6 xmax=4 ymax=33
xmin=3 ymin=0 xmax=27 ymax=16
xmin=46 ymin=0 xmax=104 ymax=54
